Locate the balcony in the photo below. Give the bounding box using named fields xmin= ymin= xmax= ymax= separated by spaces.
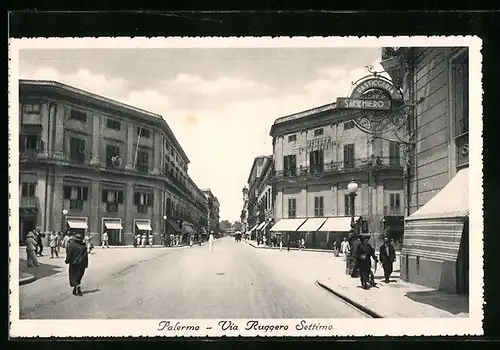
xmin=20 ymin=196 xmax=40 ymax=209
xmin=272 ymin=156 xmax=403 ymax=181
xmin=384 ymin=206 xmax=404 ymax=216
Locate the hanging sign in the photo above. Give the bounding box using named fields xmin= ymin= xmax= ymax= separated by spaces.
xmin=336 ymin=74 xmax=404 ymax=135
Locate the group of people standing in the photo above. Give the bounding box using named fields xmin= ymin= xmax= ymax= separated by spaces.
xmin=133 ymin=232 xmax=154 ymax=248
xmin=24 ymin=229 xmax=90 ymax=296
xmin=349 ymin=234 xmax=396 ymax=289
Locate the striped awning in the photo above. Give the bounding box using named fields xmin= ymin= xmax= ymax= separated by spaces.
xmin=136 ymin=221 xmax=152 ymax=231
xmin=248 ymin=223 xmax=259 ymax=233
xmin=67 ymin=219 xmax=88 ymax=229
xmin=402 ymin=218 xmax=465 ymax=262
xmin=269 ymin=218 xmax=307 ymax=232
xmin=260 ymin=220 xmax=272 ymax=232
xmin=297 ymin=218 xmax=328 ymax=232
xmin=406 ymin=168 xmax=469 ymax=221
xmin=256 ymin=221 xmax=266 ymax=230
xmin=104 ymin=221 xmax=123 ymax=230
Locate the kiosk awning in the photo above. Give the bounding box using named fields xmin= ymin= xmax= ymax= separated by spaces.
xmin=167 ymin=219 xmax=182 ymax=233
xmin=136 ymin=222 xmax=152 ymax=231
xmin=297 ymin=218 xmax=328 ymax=232
xmin=406 ymin=168 xmax=469 ymax=221
xmin=104 ymin=221 xmax=123 ymax=230
xmin=248 ymin=223 xmax=260 ymax=233
xmin=67 ymin=219 xmax=88 ymax=229
xmin=318 ymin=217 xmax=359 ymax=232
xmin=269 ymin=218 xmax=307 ymax=232
xmin=256 ymin=221 xmax=266 ymax=230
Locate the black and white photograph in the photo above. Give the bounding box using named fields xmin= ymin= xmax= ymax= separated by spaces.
xmin=8 ymin=37 xmax=483 ymax=337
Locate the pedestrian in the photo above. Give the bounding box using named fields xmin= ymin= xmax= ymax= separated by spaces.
xmin=57 ymin=231 xmax=63 ymax=254
xmin=134 ymin=233 xmax=140 ymax=247
xmin=287 ymin=237 xmax=290 ymax=252
xmin=356 ymin=235 xmax=376 ymax=289
xmin=209 ymin=233 xmax=215 ymax=252
xmin=379 ymin=236 xmax=396 ymax=283
xmin=349 ymin=232 xmax=361 ymax=278
xmin=25 ymin=231 xmax=40 ymax=267
xmin=35 ymin=229 xmax=45 ymax=257
xmin=65 ymin=231 xmax=89 ymax=296
xmin=141 ymin=233 xmax=147 ymax=247
xmin=84 ymin=232 xmax=93 ymax=254
xmin=49 ymin=230 xmax=59 ymax=258
xmin=62 ymin=232 xmax=71 ymax=250
xmin=148 ymin=234 xmax=153 ymax=247
xmin=279 ymin=237 xmax=283 ymax=251
xmin=340 ymin=237 xmax=350 ymax=259
xmin=367 ymin=239 xmax=378 ymax=287
xmin=102 ymin=231 xmax=109 ymax=248
xmin=300 ymin=238 xmax=305 ymax=251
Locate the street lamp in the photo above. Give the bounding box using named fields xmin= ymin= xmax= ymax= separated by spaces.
xmin=62 ymin=209 xmax=68 ymax=233
xmin=347 ymin=179 xmax=359 ymax=230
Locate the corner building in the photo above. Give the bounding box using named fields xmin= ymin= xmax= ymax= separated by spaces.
xmin=269 ymin=103 xmax=405 ymax=248
xmin=18 ymin=80 xmax=208 ymax=246
xmin=381 ymin=47 xmax=470 ymax=294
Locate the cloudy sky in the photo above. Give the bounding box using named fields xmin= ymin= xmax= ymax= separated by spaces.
xmin=19 ymin=47 xmax=385 ymax=222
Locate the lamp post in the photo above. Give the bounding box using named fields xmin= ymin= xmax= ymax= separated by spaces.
xmin=346 ymin=179 xmax=359 ymax=276
xmin=163 ymin=215 xmax=167 ymax=246
xmin=62 ymin=209 xmax=68 ymax=233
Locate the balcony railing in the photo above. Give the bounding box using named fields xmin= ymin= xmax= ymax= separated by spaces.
xmin=20 ymin=196 xmax=40 ymax=208
xmin=272 ymin=156 xmax=402 ymax=181
xmin=384 ymin=206 xmax=404 ymax=216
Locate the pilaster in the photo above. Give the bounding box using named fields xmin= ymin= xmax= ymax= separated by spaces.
xmin=90 ymin=113 xmax=101 ymax=166
xmin=39 ymin=102 xmax=50 ymax=158
xmin=90 ymin=180 xmax=100 ymax=238
xmin=125 ymin=123 xmax=135 ymax=170
xmin=52 ymin=104 xmax=66 ymax=161
xmin=51 ymin=172 xmax=64 ymax=232
xmin=151 ymin=130 xmax=162 ymax=175
xmin=331 ymin=184 xmax=338 ymax=216
xmin=124 ymin=182 xmax=135 ymax=244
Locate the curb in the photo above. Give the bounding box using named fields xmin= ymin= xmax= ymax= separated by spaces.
xmin=246 ymin=241 xmax=336 ymax=254
xmin=19 ymin=273 xmax=36 ymax=286
xmin=315 ymin=280 xmax=383 ymax=319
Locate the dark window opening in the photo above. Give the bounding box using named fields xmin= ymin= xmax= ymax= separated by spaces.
xmin=389 ymin=142 xmax=401 ymax=166
xmin=283 ymin=155 xmax=297 ymax=177
xmin=309 ymin=149 xmax=324 ymax=174
xmin=106 ymin=119 xmax=121 ymax=131
xmin=314 ymin=196 xmax=324 ymax=217
xmin=389 ymin=193 xmax=401 ymax=212
xmin=136 ymin=151 xmax=149 ymax=173
xmin=137 ymin=127 xmax=151 ymax=138
xmin=288 ymin=198 xmax=297 ymax=218
xmin=70 ymin=110 xmax=87 ymax=123
xmin=21 ymin=182 xmax=37 ymax=197
xmin=288 ymin=134 xmax=297 ymax=142
xmin=344 ymin=121 xmax=355 ymax=130
xmin=70 ymin=137 xmax=86 ymax=163
xmin=106 ymin=145 xmax=121 ymax=167
xmin=314 ymin=128 xmax=324 ymax=136
xmin=22 ymin=103 xmax=41 ymax=114
xmin=343 ymin=143 xmax=355 ymax=168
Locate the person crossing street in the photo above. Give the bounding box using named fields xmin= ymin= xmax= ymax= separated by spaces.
xmin=65 ymin=231 xmax=89 ymax=296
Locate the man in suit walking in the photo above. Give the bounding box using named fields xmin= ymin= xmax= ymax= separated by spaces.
xmin=379 ymin=236 xmax=396 ymax=283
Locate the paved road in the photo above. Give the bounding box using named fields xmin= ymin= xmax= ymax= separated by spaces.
xmin=19 ymin=237 xmax=367 ymax=319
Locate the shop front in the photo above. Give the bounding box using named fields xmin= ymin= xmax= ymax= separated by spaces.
xmin=102 ymin=217 xmax=123 ymax=246
xmin=182 ymin=222 xmax=195 ymax=244
xmin=402 ymin=168 xmax=469 ymax=294
xmin=317 ymin=216 xmax=361 ymax=249
xmin=134 ymin=219 xmax=153 ymax=244
xmin=19 ymin=197 xmax=39 ymax=245
xmin=66 ymin=216 xmax=88 ymax=237
xmin=166 ymin=218 xmax=182 ymax=245
xmin=296 ymin=218 xmax=328 ymax=249
xmin=269 ymin=218 xmax=307 ymax=248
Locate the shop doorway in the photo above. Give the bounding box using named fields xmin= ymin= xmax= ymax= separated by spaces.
xmin=102 ymin=218 xmax=123 ymax=246
xmin=456 ymin=217 xmax=469 ymax=295
xmin=19 ymin=216 xmax=37 ymax=245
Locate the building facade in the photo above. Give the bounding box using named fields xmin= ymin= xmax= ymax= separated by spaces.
xmin=269 ymin=103 xmax=405 ymax=248
xmin=201 ymin=189 xmax=220 ymax=235
xmin=381 ymin=47 xmax=470 ymax=294
xmin=18 ymin=80 xmax=208 ymax=246
xmin=244 ymin=156 xmax=275 ymax=241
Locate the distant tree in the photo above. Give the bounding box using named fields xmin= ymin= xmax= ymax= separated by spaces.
xmin=219 ymin=220 xmax=232 ymax=232
xmin=233 ymin=221 xmax=242 ymax=231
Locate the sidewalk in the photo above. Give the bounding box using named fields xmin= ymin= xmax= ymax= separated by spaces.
xmin=245 ymin=239 xmax=402 ymax=257
xmin=316 ymin=256 xmax=469 ymax=318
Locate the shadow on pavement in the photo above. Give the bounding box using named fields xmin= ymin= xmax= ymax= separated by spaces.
xmin=81 ymin=288 xmax=100 ymax=295
xmin=19 ymin=258 xmax=64 ymax=280
xmin=405 ymin=290 xmax=469 ymax=315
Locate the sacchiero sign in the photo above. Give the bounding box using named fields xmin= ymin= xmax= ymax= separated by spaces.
xmin=336 ymin=97 xmax=391 ymax=111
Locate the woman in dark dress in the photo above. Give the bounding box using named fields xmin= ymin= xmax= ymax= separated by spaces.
xmin=65 ymin=232 xmax=89 ymax=296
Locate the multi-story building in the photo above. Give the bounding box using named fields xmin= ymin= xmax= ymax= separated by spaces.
xmin=244 ymin=155 xmax=275 ymax=241
xmin=380 ymin=47 xmax=470 ymax=294
xmin=269 ymin=103 xmax=405 ymax=248
xmin=18 ymin=79 xmax=208 ymax=246
xmin=201 ymin=189 xmax=220 ymax=235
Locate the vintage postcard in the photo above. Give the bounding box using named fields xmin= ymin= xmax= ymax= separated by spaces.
xmin=8 ymin=36 xmax=483 ymax=338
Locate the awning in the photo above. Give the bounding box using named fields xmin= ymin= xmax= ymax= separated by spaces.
xmin=406 ymin=168 xmax=469 ymax=221
xmin=402 ymin=168 xmax=469 ymax=262
xmin=67 ymin=219 xmax=88 ymax=229
xmin=318 ymin=217 xmax=359 ymax=232
xmin=136 ymin=221 xmax=152 ymax=231
xmin=297 ymin=218 xmax=328 ymax=232
xmin=256 ymin=221 xmax=266 ymax=230
xmin=104 ymin=221 xmax=123 ymax=230
xmin=261 ymin=221 xmax=272 ymax=232
xmin=248 ymin=223 xmax=260 ymax=233
xmin=182 ymin=224 xmax=194 ymax=235
xmin=200 ymin=227 xmax=207 ymax=234
xmin=269 ymin=218 xmax=307 ymax=232
xmin=166 ymin=219 xmax=182 ymax=233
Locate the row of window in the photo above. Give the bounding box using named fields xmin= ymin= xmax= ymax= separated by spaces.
xmin=286 ymin=193 xmax=401 ymax=218
xmin=286 ymin=121 xmax=355 ymax=143
xmin=283 ymin=142 xmax=401 ymax=172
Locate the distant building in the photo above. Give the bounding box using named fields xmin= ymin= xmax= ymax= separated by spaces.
xmin=201 ymin=189 xmax=220 ymax=235
xmin=269 ymin=102 xmax=405 ymax=248
xmin=244 ymin=155 xmax=275 ymax=241
xmin=381 ymin=47 xmax=470 ymax=294
xmin=18 ymin=80 xmax=208 ymax=246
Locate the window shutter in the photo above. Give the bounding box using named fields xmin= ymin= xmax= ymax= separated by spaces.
xmin=117 ymin=191 xmax=124 ymax=204
xmin=102 ymin=190 xmax=108 ymax=202
xmin=107 ymin=190 xmax=115 ymax=203
xmin=63 ymin=186 xmax=71 ymax=199
xmin=149 ymin=193 xmax=154 ymax=206
xmin=134 ymin=192 xmax=140 ymax=205
xmin=19 ymin=135 xmax=26 ymax=152
xmin=83 ymin=187 xmax=89 ymax=200
xmin=396 ymin=194 xmax=400 ymax=208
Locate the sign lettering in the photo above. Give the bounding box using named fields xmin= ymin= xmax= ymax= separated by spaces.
xmin=336 ymin=98 xmax=391 ymax=111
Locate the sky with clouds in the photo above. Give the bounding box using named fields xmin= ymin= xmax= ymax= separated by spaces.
xmin=19 ymin=47 xmax=386 ymax=222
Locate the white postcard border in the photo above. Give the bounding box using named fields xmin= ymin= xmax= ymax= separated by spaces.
xmin=8 ymin=36 xmax=483 ymax=338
